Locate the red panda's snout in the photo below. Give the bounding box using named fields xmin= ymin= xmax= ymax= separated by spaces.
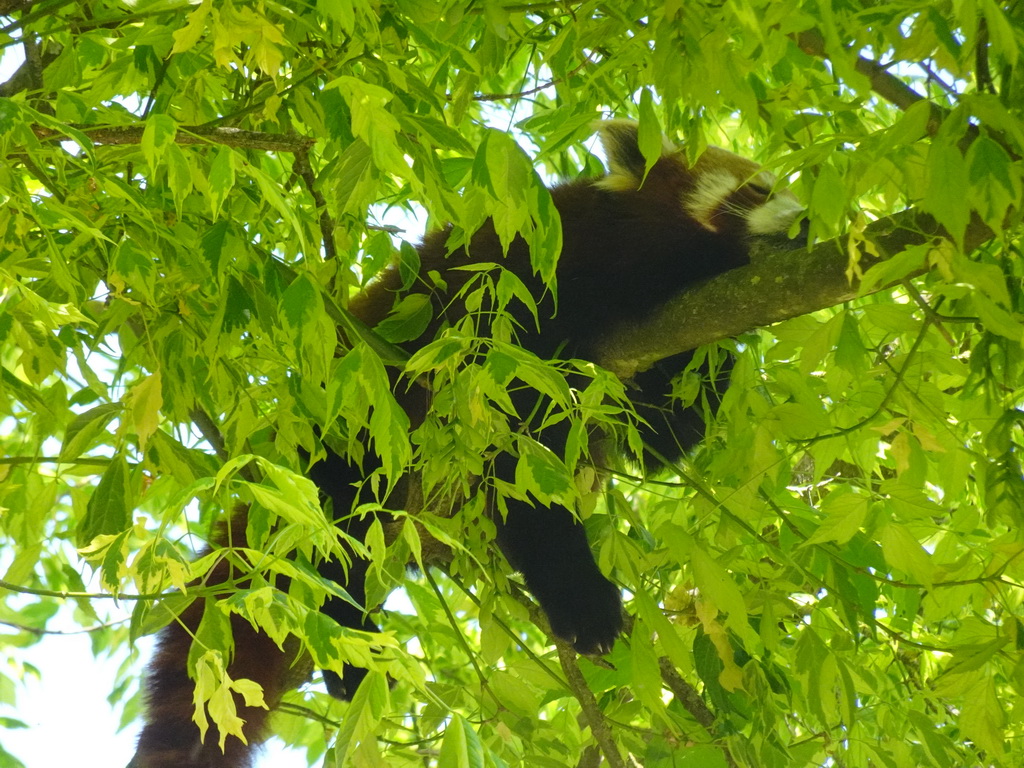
xmin=682 ymin=148 xmax=805 ymax=239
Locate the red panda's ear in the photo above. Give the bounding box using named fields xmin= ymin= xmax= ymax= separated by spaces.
xmin=595 ymin=119 xmax=676 ymax=190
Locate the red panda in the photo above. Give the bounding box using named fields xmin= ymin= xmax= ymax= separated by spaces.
xmin=132 ymin=120 xmax=804 ymax=768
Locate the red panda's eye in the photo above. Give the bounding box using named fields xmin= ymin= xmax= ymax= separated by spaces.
xmin=747 ymin=182 xmax=772 ymax=196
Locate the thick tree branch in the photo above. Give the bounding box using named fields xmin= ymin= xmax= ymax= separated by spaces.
xmin=795 ymin=28 xmax=945 ymax=134
xmin=595 ymin=210 xmax=995 ymax=379
xmin=0 ymin=37 xmax=57 ymax=98
xmin=0 ymin=0 xmax=33 ymax=15
xmin=658 ymin=657 xmax=715 ymax=729
xmin=31 ymin=124 xmax=315 ymax=153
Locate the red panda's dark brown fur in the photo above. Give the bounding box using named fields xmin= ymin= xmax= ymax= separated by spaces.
xmin=136 ymin=611 xmax=289 ymax=768
xmin=132 ymin=120 xmax=804 ymax=768
xmin=134 ymin=513 xmax=304 ymax=768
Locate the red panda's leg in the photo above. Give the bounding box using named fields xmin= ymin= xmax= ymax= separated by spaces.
xmin=629 ymin=349 xmax=734 ymax=468
xmin=307 ymin=448 xmax=383 ymax=699
xmin=492 ymin=452 xmax=623 ymax=655
xmin=314 ymin=552 xmax=380 ymax=699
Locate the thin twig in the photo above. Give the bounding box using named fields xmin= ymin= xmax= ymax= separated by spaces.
xmin=189 ymin=408 xmax=229 ymax=463
xmin=292 ymin=147 xmax=338 ymax=262
xmin=475 ymin=57 xmax=593 ymax=102
xmin=556 ymin=640 xmax=627 ymax=768
xmin=0 ymin=577 xmax=167 ymax=601
xmin=976 ymin=17 xmax=995 ymax=95
xmin=0 ymin=618 xmax=126 ymax=634
xmin=0 ymin=455 xmax=114 ymax=467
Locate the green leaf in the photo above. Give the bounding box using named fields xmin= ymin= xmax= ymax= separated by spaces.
xmin=141 ymin=114 xmax=178 ymax=169
xmin=330 ymin=76 xmax=405 ymax=173
xmin=332 ymin=670 xmax=389 ymax=765
xmin=280 ymin=273 xmax=320 ymax=330
xmin=166 ymin=142 xmax=193 ymax=215
xmin=0 ymin=97 xmax=19 ymax=134
xmin=208 ymin=146 xmax=236 ymax=219
xmin=335 ymin=138 xmax=377 ymax=216
xmin=190 ymin=598 xmax=233 ymax=671
xmin=629 ymin=623 xmax=665 ymax=712
xmin=636 ymin=87 xmax=663 ymax=180
xmin=959 ymin=672 xmax=1006 ymax=758
xmin=375 ymin=294 xmax=433 ymax=343
xmin=59 ymin=403 xmax=122 ymax=462
xmin=110 ymin=239 xmax=157 ymax=302
xmin=200 ymin=219 xmax=229 ymax=277
xmin=922 ymin=141 xmax=970 ymax=246
xmin=665 ymin=529 xmax=758 ymax=648
xmin=127 ymin=371 xmax=163 ymax=451
xmin=77 ymin=454 xmax=132 ymax=546
xmin=171 ymin=0 xmax=212 ymax=53
xmin=809 ymin=162 xmax=845 ymax=236
xmin=879 ymin=523 xmax=935 ymax=588
xmin=514 ymin=435 xmax=575 ymax=506
xmin=398 ymin=240 xmax=421 ymax=291
xmin=438 ymin=714 xmax=484 ymax=768
xmin=858 ymin=243 xmax=929 ymax=295
xmin=802 ymin=488 xmax=868 ymax=547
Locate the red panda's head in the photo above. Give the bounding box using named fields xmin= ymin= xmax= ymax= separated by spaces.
xmin=595 ymin=119 xmax=804 ymax=240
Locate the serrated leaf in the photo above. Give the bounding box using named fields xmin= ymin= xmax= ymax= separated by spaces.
xmin=664 ymin=527 xmax=757 ymax=647
xmin=398 ymin=240 xmax=421 ymax=291
xmin=802 ymin=490 xmax=868 ymax=546
xmin=192 ymin=599 xmax=233 ymax=671
xmin=99 ymin=528 xmax=131 ymax=591
xmin=858 ymin=243 xmax=929 ymax=295
xmin=208 ymin=146 xmax=236 ymax=219
xmin=375 ymin=294 xmax=433 ymax=343
xmin=335 ymin=138 xmax=377 ymax=216
xmin=141 ymin=114 xmax=178 ymax=169
xmin=960 ymin=672 xmax=1006 ymax=758
xmin=810 ymin=163 xmax=845 ymax=236
xmin=629 ymin=623 xmax=664 ymax=712
xmin=77 ymin=454 xmax=132 ymax=546
xmin=922 ymin=142 xmax=970 ymax=246
xmin=333 ymin=669 xmax=389 ymax=765
xmin=60 ymin=403 xmax=121 ymax=462
xmin=200 ymin=220 xmax=229 ymax=277
xmin=128 ymin=371 xmax=163 ymax=451
xmin=438 ymin=714 xmax=484 ymax=768
xmin=514 ymin=435 xmax=574 ymax=506
xmin=879 ymin=523 xmax=934 ymax=587
xmin=171 ymin=0 xmax=212 ymax=53
xmin=166 ymin=143 xmax=193 ymax=215
xmin=280 ymin=274 xmax=320 ymax=330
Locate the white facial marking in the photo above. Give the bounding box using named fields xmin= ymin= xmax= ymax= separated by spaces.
xmin=746 ymin=194 xmax=805 ymax=235
xmin=684 ymin=170 xmax=741 ymax=232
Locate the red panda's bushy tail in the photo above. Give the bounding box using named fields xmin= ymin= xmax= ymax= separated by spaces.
xmin=132 ymin=513 xmax=296 ymax=768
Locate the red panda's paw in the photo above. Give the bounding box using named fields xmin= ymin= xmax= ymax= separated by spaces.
xmin=541 ymin=572 xmax=623 ymax=656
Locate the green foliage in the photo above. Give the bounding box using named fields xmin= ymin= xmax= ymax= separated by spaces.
xmin=0 ymin=1 xmax=1023 ymax=767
